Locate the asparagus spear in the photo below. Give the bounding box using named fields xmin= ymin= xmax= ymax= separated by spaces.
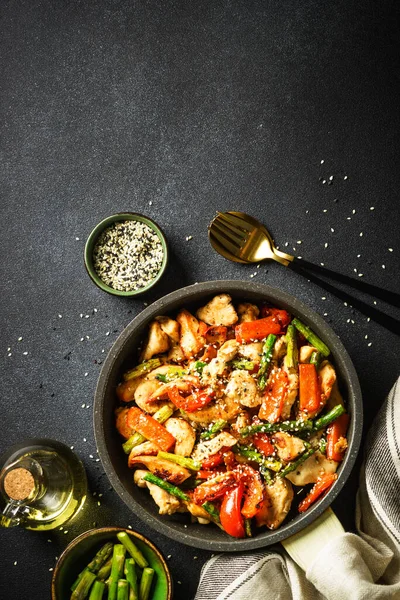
xmin=122 ymin=405 xmax=174 ymax=454
xmin=234 ymin=445 xmax=282 ymax=472
xmin=309 ymin=350 xmax=322 ymax=368
xmin=89 ymin=580 xmax=106 ymax=600
xmin=107 ymin=544 xmax=126 ymax=600
xmin=313 ymin=404 xmax=346 ymax=430
xmin=139 ymin=568 xmax=154 ymax=600
xmin=284 ymin=325 xmax=298 ymax=370
xmin=278 ymin=447 xmax=316 ymax=478
xmin=319 ymin=437 xmax=327 ymax=454
xmin=244 ymin=518 xmax=252 ymax=537
xmin=229 ymin=359 xmax=255 ymax=370
xmin=97 ymin=557 xmax=113 ymax=581
xmin=259 ymin=464 xmax=273 ymax=485
xmin=157 ymin=451 xmax=201 ymax=471
xmin=142 ymin=472 xmax=190 ymax=502
xmin=70 ymin=570 xmax=96 ymax=600
xmin=87 ymin=542 xmax=114 ymax=573
xmin=117 ymin=580 xmax=129 ymax=600
xmin=124 ymin=559 xmax=139 ymax=600
xmin=116 ymin=532 xmax=148 ymax=570
xmin=200 ymin=419 xmax=228 ymax=440
xmin=71 ymin=568 xmax=90 ymax=592
xmin=202 ymin=501 xmax=221 ymax=524
xmin=291 ymin=319 xmax=330 ymax=357
xmin=193 ymin=361 xmax=207 ymax=375
xmin=123 ymin=358 xmax=162 ymax=381
xmin=241 ymin=418 xmax=313 ymax=437
xmin=258 ymin=334 xmax=277 ymax=390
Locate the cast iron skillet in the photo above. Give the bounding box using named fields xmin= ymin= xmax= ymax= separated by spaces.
xmin=94 ymin=281 xmax=362 ymax=551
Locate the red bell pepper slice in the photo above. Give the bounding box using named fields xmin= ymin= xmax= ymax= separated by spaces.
xmin=261 ymin=307 xmax=291 ymax=328
xmin=298 ymin=473 xmax=338 ymax=513
xmin=167 ymin=386 xmax=214 ymax=413
xmin=235 ymin=317 xmax=282 ymax=344
xmin=220 ymin=482 xmax=246 ymax=538
xmin=239 ymin=465 xmax=264 ymax=519
xmin=198 ymin=321 xmax=209 ymax=337
xmin=326 ymin=413 xmax=350 ymax=461
xmin=258 ymin=368 xmax=289 ymax=422
xmin=126 ymin=407 xmax=176 ymax=451
xmin=201 ymin=451 xmax=225 ymax=469
xmin=192 ymin=472 xmax=237 ymax=504
xmin=201 ymin=345 xmax=218 ymax=363
xmin=299 ymin=363 xmax=321 ymax=414
xmin=197 ymin=469 xmax=225 ymax=479
xmin=252 ymin=433 xmax=275 ymax=457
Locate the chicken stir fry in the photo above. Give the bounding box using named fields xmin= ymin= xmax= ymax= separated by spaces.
xmin=115 ymin=294 xmax=350 ymax=538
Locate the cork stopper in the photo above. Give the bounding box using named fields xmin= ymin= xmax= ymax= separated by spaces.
xmin=3 ymin=468 xmax=35 ymax=501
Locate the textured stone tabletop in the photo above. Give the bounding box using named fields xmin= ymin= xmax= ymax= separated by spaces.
xmin=1 ymin=1 xmax=400 ymax=598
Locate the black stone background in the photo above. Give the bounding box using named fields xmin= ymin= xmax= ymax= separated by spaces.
xmin=1 ymin=1 xmax=400 ymax=598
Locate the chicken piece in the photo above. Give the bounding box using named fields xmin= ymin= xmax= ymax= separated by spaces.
xmin=319 ymin=361 xmax=337 ymax=404
xmin=115 ymin=407 xmax=135 ymax=440
xmin=164 ymin=418 xmax=196 ymax=456
xmin=134 ymin=380 xmax=168 ymax=414
xmin=201 ymin=339 xmax=240 ymax=386
xmin=134 ymin=469 xmax=150 ymax=487
xmin=155 ymin=316 xmax=180 ymax=343
xmin=129 ymin=456 xmax=191 ymax=484
xmin=272 ymin=336 xmax=287 ymax=365
xmin=128 ymin=441 xmax=159 ymax=458
xmin=177 ymin=309 xmax=205 ymax=359
xmin=116 ymin=376 xmax=145 ymax=403
xmin=231 ymin=411 xmax=251 ymax=434
xmin=299 ymin=345 xmax=318 ymax=364
xmin=140 ymin=321 xmax=171 ymax=362
xmin=281 ymin=366 xmax=299 ymax=420
xmin=255 ymin=478 xmax=294 ymax=530
xmin=196 ymin=294 xmax=238 ymax=326
xmin=238 ymin=342 xmax=263 ymax=363
xmin=225 ymin=370 xmax=262 ymax=408
xmin=184 ymin=394 xmax=242 ymax=426
xmin=185 ymin=501 xmax=211 ymax=523
xmin=271 ymin=432 xmax=305 ymax=462
xmin=285 ymin=451 xmax=338 ymax=486
xmin=191 ymin=431 xmax=237 ymax=462
xmin=326 ymin=381 xmax=345 ymax=411
xmin=237 ymin=303 xmax=260 ymax=323
xmin=167 ymin=344 xmax=185 ymax=363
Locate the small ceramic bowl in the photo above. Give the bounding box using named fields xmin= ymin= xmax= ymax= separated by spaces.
xmin=84 ymin=213 xmax=168 ymax=297
xmin=51 ymin=527 xmax=173 ymax=600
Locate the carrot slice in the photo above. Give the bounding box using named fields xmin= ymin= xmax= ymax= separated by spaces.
xmin=326 ymin=414 xmax=350 ymax=461
xmin=258 ymin=369 xmax=289 ymax=422
xmin=126 ymin=407 xmax=176 ymax=451
xmin=299 ymin=363 xmax=321 ymax=414
xmin=235 ymin=318 xmax=282 ymax=344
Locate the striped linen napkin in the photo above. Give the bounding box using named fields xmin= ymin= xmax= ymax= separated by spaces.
xmin=194 ymin=378 xmax=400 ymax=600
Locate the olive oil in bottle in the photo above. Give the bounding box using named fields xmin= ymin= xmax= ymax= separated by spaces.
xmin=0 ymin=439 xmax=87 ymax=530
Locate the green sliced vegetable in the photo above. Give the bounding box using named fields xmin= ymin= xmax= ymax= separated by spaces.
xmin=122 ymin=405 xmax=174 ymax=454
xmin=292 ymin=319 xmax=330 ymax=357
xmin=124 ymin=559 xmax=139 ymax=600
xmin=123 ymin=358 xmax=162 ymax=381
xmin=116 ymin=532 xmax=148 ymax=570
xmin=200 ymin=419 xmax=228 ymax=440
xmin=107 ymin=544 xmax=126 ymax=600
xmin=89 ymin=580 xmax=106 ymax=600
xmin=285 ymin=324 xmax=298 ymax=370
xmin=193 ymin=361 xmax=207 ymax=375
xmin=142 ymin=472 xmax=190 ymax=502
xmin=88 ymin=542 xmax=114 ymax=573
xmin=258 ymin=334 xmax=277 ymax=390
xmin=313 ymin=404 xmax=346 ymax=431
xmin=235 ymin=445 xmax=282 ymax=472
xmin=97 ymin=557 xmax=112 ymax=582
xmin=117 ymin=580 xmax=129 ymax=600
xmin=240 ymin=419 xmax=313 ymax=437
xmin=157 ymin=451 xmax=201 ymax=471
xmin=244 ymin=518 xmax=252 ymax=537
xmin=309 ymin=351 xmax=322 ymax=368
xmin=278 ymin=447 xmax=316 ymax=478
xmin=229 ymin=359 xmax=255 ymax=370
xmin=202 ymin=501 xmax=221 ymax=524
xmin=155 ymin=367 xmax=187 ymax=383
xmin=259 ymin=464 xmax=273 ymax=485
xmin=139 ymin=568 xmax=154 ymax=600
xmin=71 ymin=570 xmax=96 ymax=600
xmin=319 ymin=437 xmax=327 ymax=454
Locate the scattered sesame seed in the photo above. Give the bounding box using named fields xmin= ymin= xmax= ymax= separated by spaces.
xmin=344 ymin=302 xmax=347 ymax=306
xmin=323 ymin=209 xmax=327 ymax=213
xmin=388 ymin=248 xmax=393 ymax=252
xmin=324 ymin=243 xmax=328 ymax=248
xmin=93 ymin=308 xmax=98 ymax=313
xmin=97 ymin=501 xmax=101 ymax=506
xmin=320 ymin=262 xmax=325 ymax=266
xmin=23 ymin=351 xmax=28 ymax=356
xmin=382 ymin=265 xmax=386 ymax=269
xmin=47 ymin=539 xmax=52 ymax=543
xmin=80 ymin=337 xmax=84 ymax=342
xmin=357 ymin=254 xmax=361 ymax=258
xmin=285 ymin=242 xmax=289 ymax=246
xmin=149 ymin=201 xmax=153 ymax=206
xmin=368 ymin=342 xmax=372 ymax=347
xmin=367 ymin=318 xmax=371 ymax=322
xmin=344 ymin=175 xmax=348 ymax=180
xmin=106 ymin=331 xmax=110 ymax=336
xmin=83 ymin=438 xmax=87 ymax=442
xmin=49 ymin=568 xmax=54 ymax=571
xmin=64 ymin=530 xmax=68 ymax=534
xmin=322 ymin=180 xmax=326 ymax=184
xmin=185 ymin=235 xmax=193 ymax=241
xmin=352 ymin=209 xmax=356 ymax=214
xmin=347 ymin=217 xmax=351 ymax=220
xmin=358 ymin=273 xmax=363 ymax=277
xmin=360 ymin=232 xmax=363 ymax=237
xmin=82 ymin=403 xmax=86 ymax=408
xmin=89 ymin=454 xmax=94 ymax=459
xmin=17 ymin=337 xmax=23 ymax=342
xmin=373 ymin=301 xmax=377 ymax=305
xmin=370 ymin=207 xmax=374 ymax=210
xmin=128 ymin=525 xmax=133 ymax=529
xmin=321 ymin=297 xmax=326 ymax=300
xmin=8 ymin=353 xmax=11 ymax=357
xmin=323 ymin=312 xmax=328 ymax=316
xmin=58 ymin=314 xmax=62 ymax=318
xmin=320 ymin=160 xmax=324 ymax=164
xmin=354 ymin=268 xmax=357 ymax=273
xmin=76 ymin=237 xmax=80 ymax=241
xmin=329 ymin=176 xmax=334 ymax=181
xmin=365 ymin=335 xmax=368 ymax=339
xmin=297 ymin=241 xmax=302 ymax=244
xmin=167 ymin=555 xmax=171 ymax=559
xmin=84 ymin=372 xmax=88 ymax=377
xmin=80 ymin=313 xmax=84 ymax=318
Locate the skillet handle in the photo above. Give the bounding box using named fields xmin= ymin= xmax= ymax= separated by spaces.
xmin=288 ymin=258 xmax=400 ymax=336
xmin=281 ymin=507 xmax=344 ymax=571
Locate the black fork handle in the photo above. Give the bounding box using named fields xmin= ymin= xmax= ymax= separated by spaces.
xmin=288 ymin=258 xmax=400 ymax=336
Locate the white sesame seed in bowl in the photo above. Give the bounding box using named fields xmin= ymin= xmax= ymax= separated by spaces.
xmin=84 ymin=213 xmax=168 ymax=297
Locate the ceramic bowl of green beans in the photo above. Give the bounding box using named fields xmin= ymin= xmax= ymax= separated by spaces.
xmin=51 ymin=527 xmax=172 ymax=600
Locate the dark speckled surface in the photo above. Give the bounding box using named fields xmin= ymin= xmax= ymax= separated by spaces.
xmin=1 ymin=1 xmax=399 ymax=598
